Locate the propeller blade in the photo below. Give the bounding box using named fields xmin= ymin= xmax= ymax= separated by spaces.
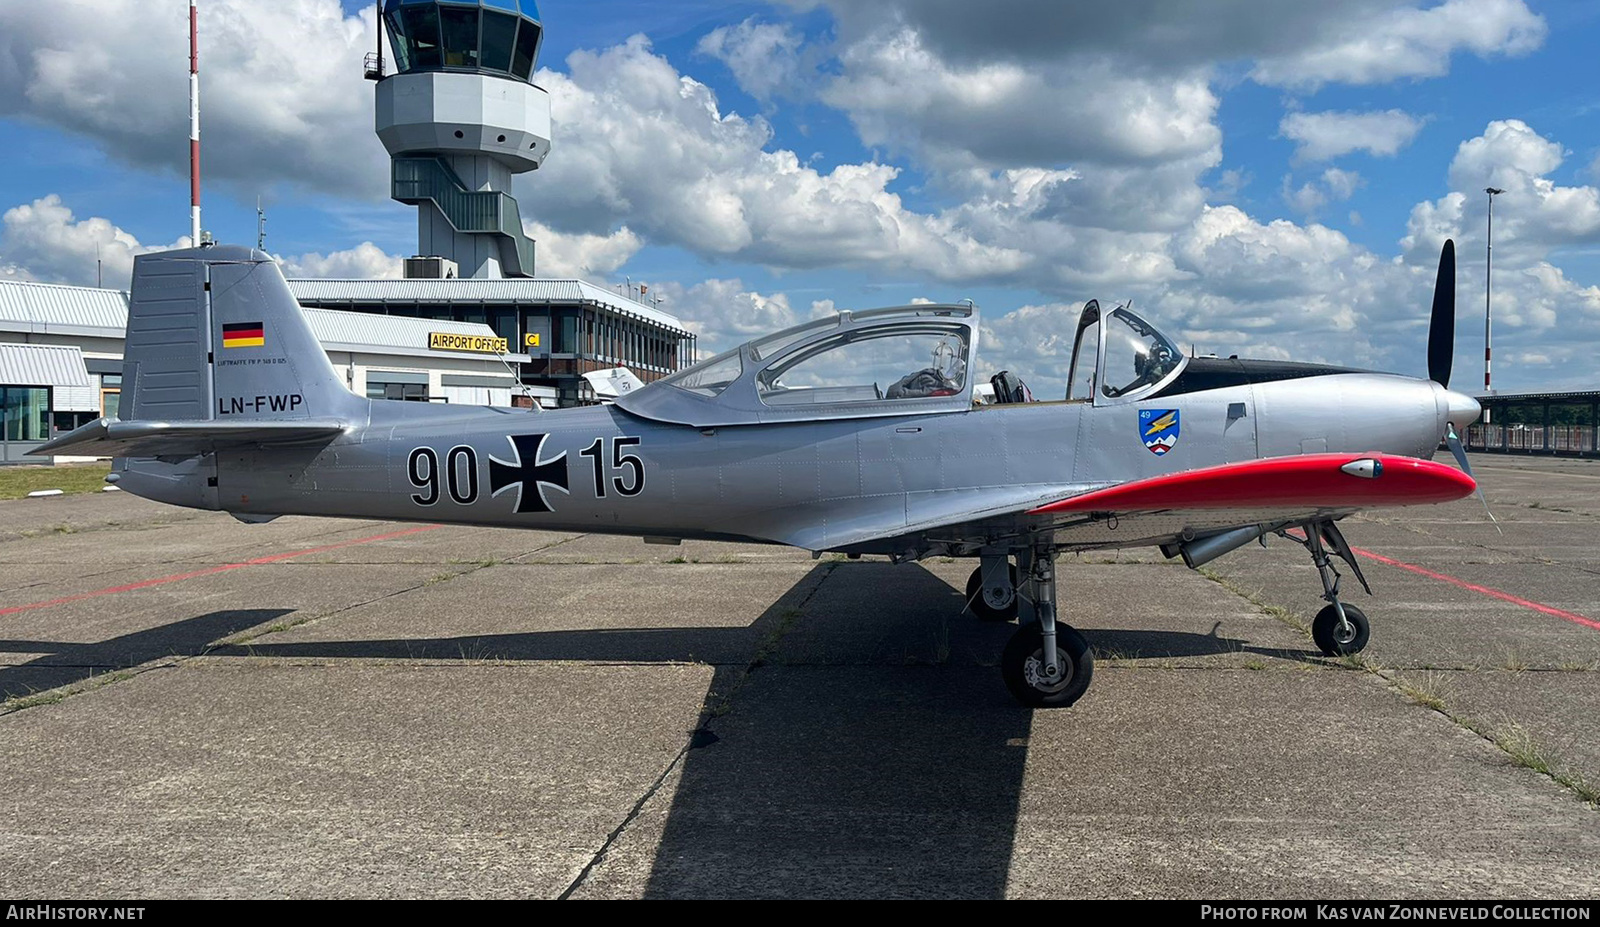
xmin=1428 ymin=239 xmax=1456 ymax=386
xmin=1446 ymin=424 xmax=1501 ymax=534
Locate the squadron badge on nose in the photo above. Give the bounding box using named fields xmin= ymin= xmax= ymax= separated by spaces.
xmin=1139 ymin=409 xmax=1180 ymax=456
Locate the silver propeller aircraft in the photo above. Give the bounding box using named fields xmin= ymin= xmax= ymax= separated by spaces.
xmin=37 ymin=242 xmax=1483 ymax=707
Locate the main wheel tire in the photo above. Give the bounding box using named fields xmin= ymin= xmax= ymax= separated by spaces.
xmin=966 ymin=564 xmax=1019 ymax=621
xmin=1001 ymin=623 xmax=1094 ymax=707
xmin=1312 ymin=603 xmax=1370 ymax=656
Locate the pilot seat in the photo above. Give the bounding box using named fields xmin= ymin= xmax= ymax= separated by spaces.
xmin=990 ymin=370 xmax=1034 ymax=404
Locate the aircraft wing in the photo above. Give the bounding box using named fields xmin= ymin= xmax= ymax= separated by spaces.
xmin=796 ymin=453 xmax=1475 ymax=555
xmin=30 ymin=417 xmax=349 ymax=459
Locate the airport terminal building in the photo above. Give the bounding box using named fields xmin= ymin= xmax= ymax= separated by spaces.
xmin=288 ymin=277 xmax=696 ymax=406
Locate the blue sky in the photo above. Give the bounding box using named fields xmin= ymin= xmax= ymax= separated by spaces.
xmin=1 ymin=0 xmax=1598 ymax=395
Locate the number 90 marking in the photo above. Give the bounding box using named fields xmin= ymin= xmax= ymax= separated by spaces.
xmin=408 ymin=445 xmax=479 ymax=506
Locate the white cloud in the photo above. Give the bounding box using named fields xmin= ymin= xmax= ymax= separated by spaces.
xmin=695 ymin=18 xmax=807 ymax=103
xmin=656 ymin=278 xmax=802 ymax=353
xmin=822 ymin=26 xmax=1222 ymax=171
xmin=1392 ymin=120 xmax=1600 ymax=387
xmin=525 ymin=222 xmax=643 ymax=280
xmin=1447 ymin=118 xmax=1564 ymax=192
xmin=0 ymin=195 xmax=188 ymax=288
xmin=1405 ymin=120 xmax=1600 ymax=265
xmin=520 ymin=37 xmax=1027 ymax=282
xmin=1283 ymin=168 xmax=1364 ymax=215
xmin=806 ymin=1 xmax=1414 ymax=73
xmin=1252 ymin=0 xmax=1545 ymax=89
xmin=1322 ymin=168 xmax=1363 ymax=201
xmin=1283 ymin=179 xmax=1328 ymax=215
xmin=1280 ymin=110 xmax=1425 ymax=162
xmin=0 ymin=195 xmax=403 ymax=285
xmin=278 ymin=242 xmax=401 ymax=279
xmin=0 ymin=0 xmax=389 ymax=199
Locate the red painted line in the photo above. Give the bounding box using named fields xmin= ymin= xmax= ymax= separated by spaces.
xmin=1350 ymin=545 xmax=1600 ymax=632
xmin=0 ymin=524 xmax=442 ymax=618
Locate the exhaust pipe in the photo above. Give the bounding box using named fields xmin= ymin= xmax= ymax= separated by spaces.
xmin=1170 ymin=524 xmax=1271 ymax=570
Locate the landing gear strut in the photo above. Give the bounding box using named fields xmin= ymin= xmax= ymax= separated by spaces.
xmin=999 ymin=547 xmax=1093 ymax=707
xmin=1291 ymin=520 xmax=1373 ymax=656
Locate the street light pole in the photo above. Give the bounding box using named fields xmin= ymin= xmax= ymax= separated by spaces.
xmin=1484 ymin=186 xmax=1504 ymax=424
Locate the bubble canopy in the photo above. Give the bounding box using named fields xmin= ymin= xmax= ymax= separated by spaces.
xmin=383 ymin=0 xmax=543 ymax=81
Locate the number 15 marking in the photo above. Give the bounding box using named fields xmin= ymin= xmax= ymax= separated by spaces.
xmin=578 ymin=436 xmax=645 ymax=498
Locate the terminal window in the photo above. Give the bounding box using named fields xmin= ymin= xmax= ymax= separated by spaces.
xmin=0 ymin=386 xmax=49 ymax=442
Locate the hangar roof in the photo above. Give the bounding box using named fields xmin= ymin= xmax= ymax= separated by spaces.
xmin=285 ymin=277 xmax=689 ymax=335
xmin=0 ymin=342 xmax=94 ymax=390
xmin=0 ymin=279 xmax=525 ymax=362
xmin=0 ymin=279 xmax=130 ymax=335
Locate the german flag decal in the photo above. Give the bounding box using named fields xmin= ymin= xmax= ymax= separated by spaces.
xmin=222 ymin=322 xmax=264 ymax=349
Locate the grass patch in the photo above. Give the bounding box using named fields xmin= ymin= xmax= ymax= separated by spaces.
xmin=0 ymin=667 xmax=137 ymax=715
xmin=705 ymin=582 xmax=822 ymax=720
xmin=0 ymin=463 xmax=113 ymax=500
xmin=457 ymin=640 xmax=502 ymax=662
xmin=1094 ymin=646 xmax=1146 ymax=662
xmin=1500 ymin=647 xmax=1532 ymax=672
xmin=446 ymin=557 xmax=501 ymax=568
xmin=1196 ymin=566 xmax=1312 ymax=633
xmin=0 ymin=689 xmax=67 ymax=712
xmin=1474 ymin=722 xmax=1600 ymax=806
xmin=1335 ymin=651 xmax=1371 ymax=671
xmin=1198 ymin=557 xmax=1599 ymax=807
xmin=1394 ymin=670 xmax=1452 ymax=711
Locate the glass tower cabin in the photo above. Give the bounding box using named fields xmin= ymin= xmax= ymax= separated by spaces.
xmin=376 ymin=0 xmax=550 ymax=278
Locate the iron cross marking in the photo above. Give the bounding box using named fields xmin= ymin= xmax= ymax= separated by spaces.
xmin=488 ymin=433 xmax=570 ymax=514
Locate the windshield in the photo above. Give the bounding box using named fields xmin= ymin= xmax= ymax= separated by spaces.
xmin=758 ymin=326 xmax=969 ymax=406
xmin=657 ymin=347 xmax=743 ymax=397
xmin=1101 ymin=307 xmax=1182 ymax=398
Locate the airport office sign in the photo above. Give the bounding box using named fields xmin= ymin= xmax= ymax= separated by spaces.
xmin=429 ymin=332 xmax=508 ymax=354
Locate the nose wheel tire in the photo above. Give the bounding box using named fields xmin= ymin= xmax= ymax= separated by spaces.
xmin=966 ymin=564 xmax=1019 ymax=621
xmin=1001 ymin=623 xmax=1094 ymax=707
xmin=1312 ymin=603 xmax=1370 ymax=656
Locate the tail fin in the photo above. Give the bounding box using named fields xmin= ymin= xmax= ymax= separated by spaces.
xmin=581 ymin=367 xmax=646 ymax=402
xmin=33 ymin=245 xmax=361 ymax=458
xmin=127 ymin=244 xmax=363 ymax=423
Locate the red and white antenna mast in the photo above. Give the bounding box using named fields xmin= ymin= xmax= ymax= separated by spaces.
xmin=188 ymin=0 xmax=201 ymax=244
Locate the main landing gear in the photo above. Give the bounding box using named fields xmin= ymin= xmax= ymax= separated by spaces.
xmin=994 ymin=547 xmax=1094 ymax=707
xmin=1287 ymin=520 xmax=1373 ymax=657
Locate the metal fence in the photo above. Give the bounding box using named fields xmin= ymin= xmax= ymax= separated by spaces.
xmin=1466 ymin=423 xmax=1599 ymax=456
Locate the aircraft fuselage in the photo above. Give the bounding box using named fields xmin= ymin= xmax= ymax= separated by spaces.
xmin=118 ymin=371 xmax=1457 ymax=555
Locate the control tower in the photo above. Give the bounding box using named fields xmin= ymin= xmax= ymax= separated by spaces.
xmin=373 ymin=0 xmax=549 ymax=278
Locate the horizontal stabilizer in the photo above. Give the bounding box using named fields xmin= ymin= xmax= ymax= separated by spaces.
xmin=31 ymin=416 xmax=348 ymax=459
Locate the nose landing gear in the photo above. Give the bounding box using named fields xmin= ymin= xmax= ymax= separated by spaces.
xmin=1287 ymin=520 xmax=1374 ymax=657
